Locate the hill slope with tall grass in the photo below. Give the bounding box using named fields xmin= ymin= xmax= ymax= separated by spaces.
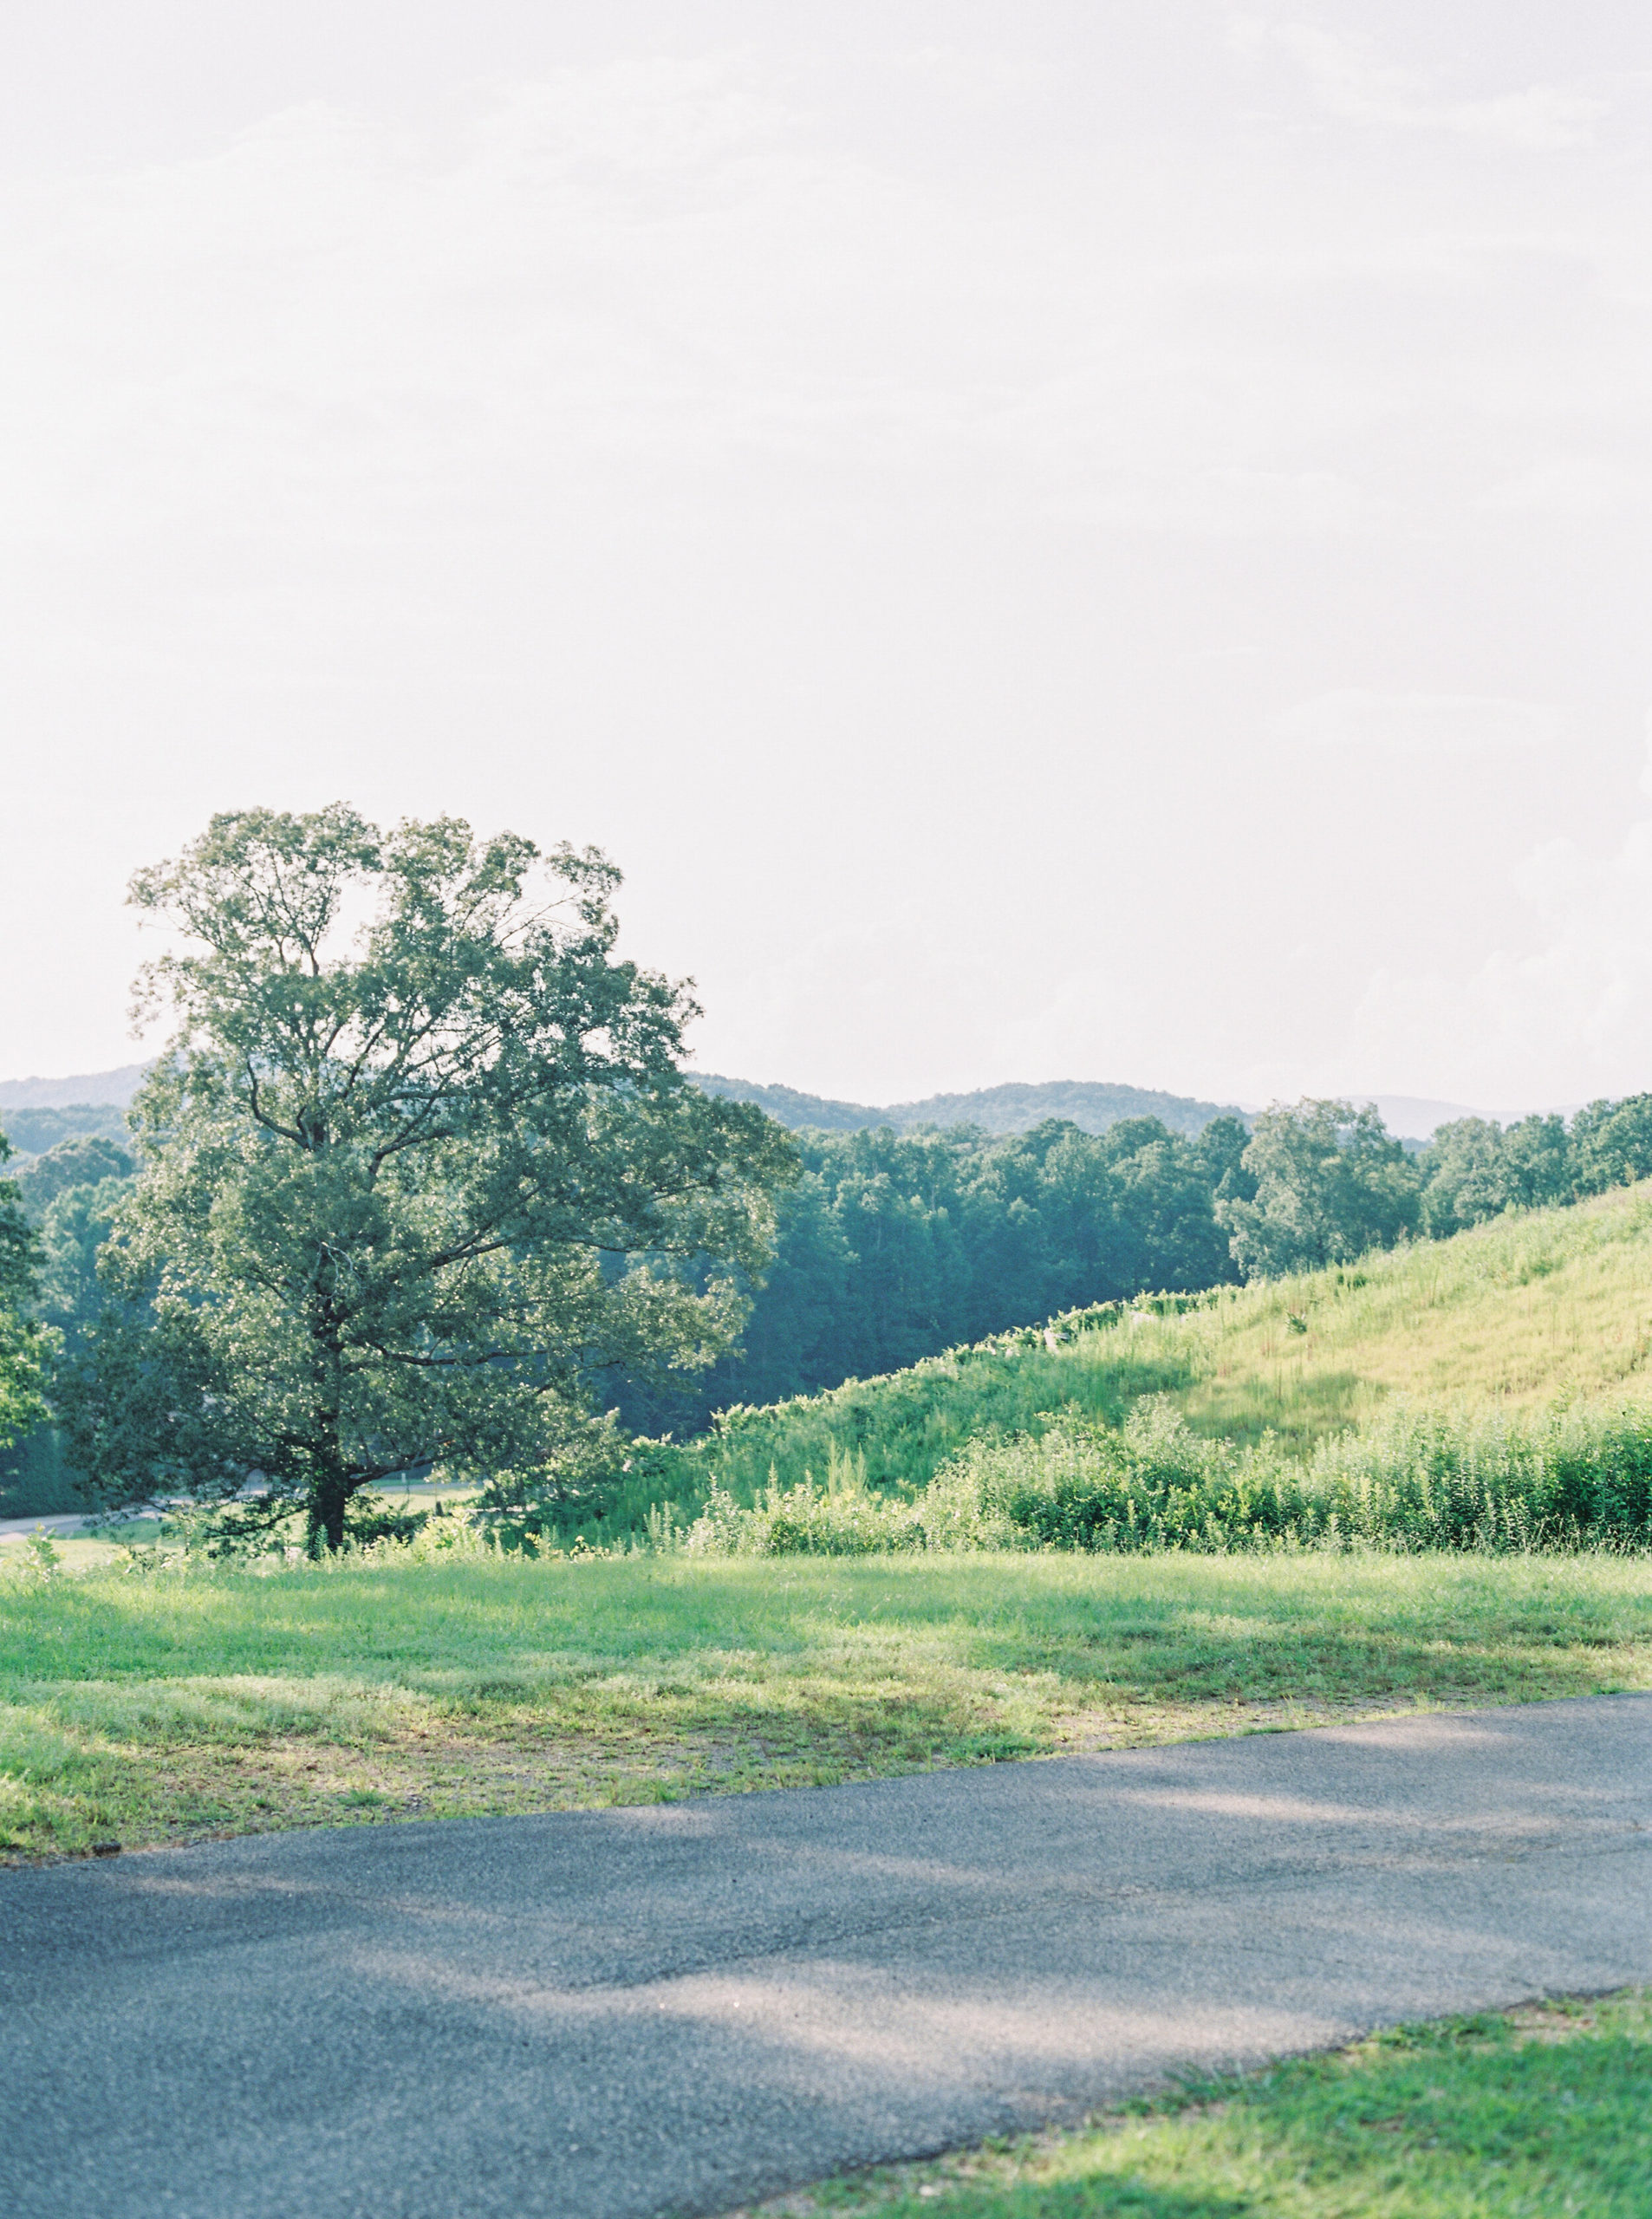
xmin=1173 ymin=1178 xmax=1652 ymax=1452
xmin=583 ymin=1181 xmax=1652 ymax=1544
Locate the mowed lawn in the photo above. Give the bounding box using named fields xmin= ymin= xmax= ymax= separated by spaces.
xmin=747 ymin=1991 xmax=1652 ymax=2219
xmin=3 ymin=1549 xmax=1650 ymax=1859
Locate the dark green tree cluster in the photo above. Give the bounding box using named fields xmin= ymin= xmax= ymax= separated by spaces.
xmin=624 ymin=1114 xmax=1251 ymax=1431
xmin=1417 ymin=1100 xmax=1652 ymax=1236
xmin=1210 ymin=1093 xmax=1652 ymax=1277
xmin=0 ymin=1140 xmax=129 ymax=1517
xmin=0 ymin=1131 xmax=49 ymax=1454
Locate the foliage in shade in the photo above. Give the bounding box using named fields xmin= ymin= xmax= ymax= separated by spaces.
xmin=0 ymin=1128 xmax=48 ymax=1453
xmin=626 ymin=1116 xmax=1248 ymax=1434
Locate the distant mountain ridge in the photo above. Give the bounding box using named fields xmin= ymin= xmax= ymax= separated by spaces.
xmin=0 ymin=1063 xmax=1514 ymax=1147
xmin=694 ymin=1074 xmax=1246 ymax=1139
xmin=0 ymin=1064 xmax=147 ymax=1110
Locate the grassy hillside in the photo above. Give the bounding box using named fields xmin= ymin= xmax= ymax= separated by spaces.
xmin=587 ymin=1181 xmax=1652 ymax=1541
xmin=1171 ymin=1178 xmax=1652 ymax=1453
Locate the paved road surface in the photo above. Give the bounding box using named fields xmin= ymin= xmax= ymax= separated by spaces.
xmin=0 ymin=1513 xmax=92 ymax=1539
xmin=7 ymin=1695 xmax=1651 ymax=2219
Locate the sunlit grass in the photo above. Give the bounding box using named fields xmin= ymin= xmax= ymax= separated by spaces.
xmin=4 ymin=1549 xmax=1649 ymax=1860
xmin=754 ymin=1990 xmax=1652 ymax=2219
xmin=1167 ymin=1183 xmax=1652 ymax=1454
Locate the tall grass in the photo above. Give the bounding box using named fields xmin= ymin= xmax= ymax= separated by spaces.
xmin=671 ymin=1397 xmax=1652 ymax=1558
xmin=589 ymin=1301 xmax=1198 ymax=1539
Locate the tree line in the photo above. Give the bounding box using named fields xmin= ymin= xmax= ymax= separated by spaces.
xmin=623 ymin=1091 xmax=1652 ymax=1433
xmin=9 ymin=1065 xmax=1652 ymax=1487
xmin=9 ymin=1056 xmax=1652 ymax=1500
xmin=3 ymin=804 xmax=1652 ymax=1539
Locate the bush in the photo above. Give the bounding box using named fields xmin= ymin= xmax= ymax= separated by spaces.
xmin=684 ymin=1446 xmax=928 ymax=1556
xmin=1310 ymin=1399 xmax=1652 ymax=1551
xmin=674 ymin=1396 xmax=1652 ymax=1559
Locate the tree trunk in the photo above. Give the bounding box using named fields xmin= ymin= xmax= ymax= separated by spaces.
xmin=308 ymin=1469 xmax=350 ymax=1556
xmin=306 ymin=1302 xmax=349 ymax=1553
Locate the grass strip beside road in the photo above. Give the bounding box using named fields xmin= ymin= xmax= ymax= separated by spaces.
xmin=3 ymin=1551 xmax=1651 ymax=1860
xmin=737 ymin=1990 xmax=1652 ymax=2219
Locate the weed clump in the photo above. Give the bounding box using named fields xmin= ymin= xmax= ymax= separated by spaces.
xmin=677 ymin=1396 xmax=1652 ymax=1558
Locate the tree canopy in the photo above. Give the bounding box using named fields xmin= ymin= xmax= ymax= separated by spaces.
xmin=0 ymin=1128 xmax=48 ymax=1451
xmin=59 ymin=806 xmax=794 ymax=1548
xmin=1219 ymin=1100 xmax=1419 ymax=1279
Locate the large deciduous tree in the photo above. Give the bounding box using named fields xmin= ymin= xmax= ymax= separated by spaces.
xmin=60 ymin=807 xmax=795 ymax=1550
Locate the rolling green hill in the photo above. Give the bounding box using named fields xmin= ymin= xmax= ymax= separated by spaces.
xmin=579 ymin=1180 xmax=1652 ymax=1541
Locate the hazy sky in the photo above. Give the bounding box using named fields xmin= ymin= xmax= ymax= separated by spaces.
xmin=2 ymin=3 xmax=1648 ymax=1110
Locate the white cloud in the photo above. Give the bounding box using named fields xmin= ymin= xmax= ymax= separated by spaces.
xmin=1483 ymin=456 xmax=1648 ymax=517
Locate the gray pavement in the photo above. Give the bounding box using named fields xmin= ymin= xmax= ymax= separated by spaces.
xmin=5 ymin=1694 xmax=1652 ymax=2219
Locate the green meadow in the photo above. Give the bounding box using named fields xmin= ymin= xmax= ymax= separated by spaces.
xmin=4 ymin=1548 xmax=1650 ymax=1860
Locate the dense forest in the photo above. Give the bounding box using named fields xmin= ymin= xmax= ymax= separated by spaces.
xmin=7 ymin=1082 xmax=1652 ymax=1506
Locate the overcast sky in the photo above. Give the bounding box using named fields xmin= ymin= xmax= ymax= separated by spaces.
xmin=1 ymin=3 xmax=1648 ymax=1113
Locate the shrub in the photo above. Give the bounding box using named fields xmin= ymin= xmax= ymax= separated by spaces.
xmin=1310 ymin=1399 xmax=1652 ymax=1551
xmin=673 ymin=1396 xmax=1652 ymax=1559
xmin=923 ymin=1401 xmax=1304 ymax=1552
xmin=683 ymin=1446 xmax=927 ymax=1556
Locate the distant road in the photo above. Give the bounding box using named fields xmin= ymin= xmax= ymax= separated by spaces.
xmin=6 ymin=1696 xmax=1652 ymax=2219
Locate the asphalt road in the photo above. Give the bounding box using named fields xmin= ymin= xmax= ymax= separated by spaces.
xmin=7 ymin=1694 xmax=1652 ymax=2219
